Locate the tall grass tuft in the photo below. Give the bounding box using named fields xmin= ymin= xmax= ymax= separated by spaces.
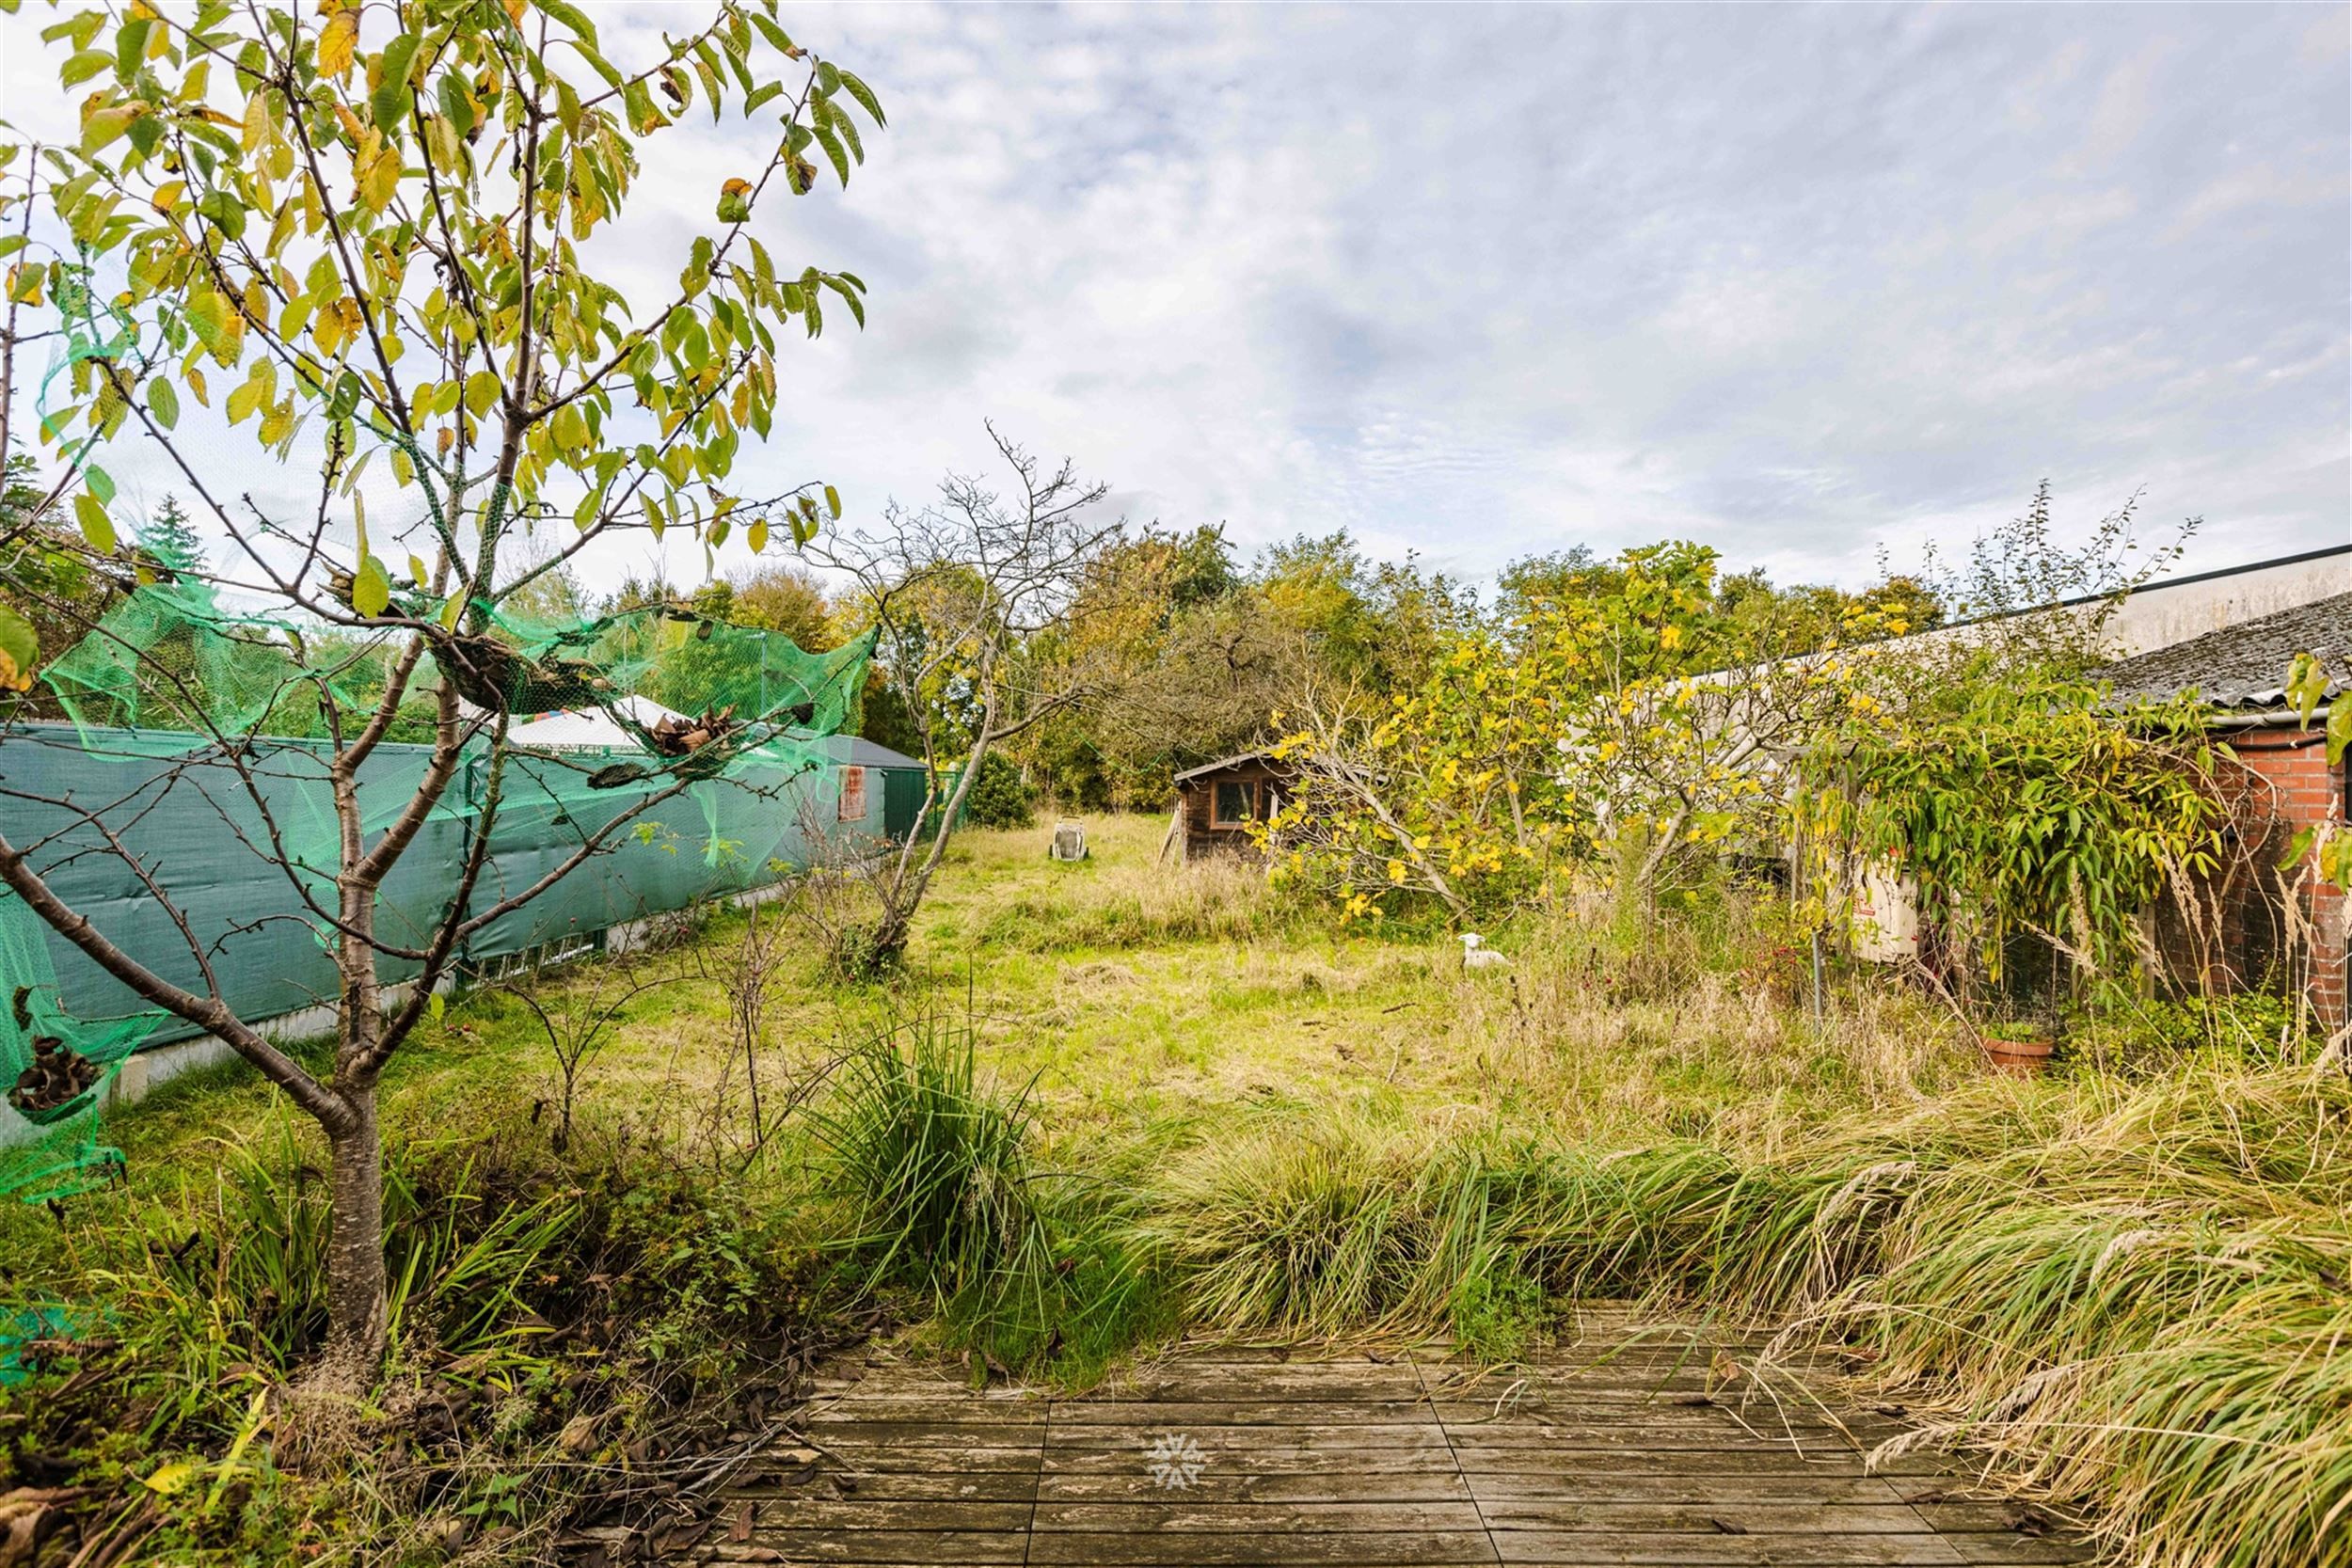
xmin=811 ymin=1012 xmax=1053 ymax=1305
xmin=809 ymin=1011 xmax=1159 ymax=1369
xmin=1136 ymin=1063 xmax=2352 ymax=1567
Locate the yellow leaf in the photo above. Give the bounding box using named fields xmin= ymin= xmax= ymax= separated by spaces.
xmin=358 ymin=145 xmax=402 ymax=212
xmin=318 ymin=8 xmax=359 ymax=77
xmin=144 ymin=1460 xmax=203 ymax=1496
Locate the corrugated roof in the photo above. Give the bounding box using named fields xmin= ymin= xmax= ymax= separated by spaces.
xmin=2097 ymin=591 xmax=2351 ymax=709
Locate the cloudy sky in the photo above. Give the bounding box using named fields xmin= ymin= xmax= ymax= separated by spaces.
xmin=4 ymin=2 xmax=2346 ymax=594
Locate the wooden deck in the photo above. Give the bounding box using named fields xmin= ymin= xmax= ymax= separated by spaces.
xmin=688 ymin=1320 xmax=2093 ymax=1567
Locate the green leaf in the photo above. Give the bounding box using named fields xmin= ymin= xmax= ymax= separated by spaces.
xmin=533 ymin=0 xmax=598 ymax=49
xmin=2328 ymin=692 xmax=2349 ymax=768
xmin=747 ymin=517 xmax=768 ymax=554
xmin=553 ymin=40 xmax=618 ymax=96
xmin=195 ymin=190 xmax=246 ymax=241
xmin=0 ymin=603 xmax=38 ymax=693
xmin=58 ymin=48 xmax=110 ymax=87
xmin=810 ymin=122 xmax=849 ymax=187
xmin=820 ymin=273 xmax=864 ymax=327
xmin=622 ymin=78 xmax=663 ymax=135
xmin=437 ymin=71 xmax=475 ymax=137
xmin=2287 ymin=651 xmax=2325 ymax=723
xmin=147 ymin=377 xmax=179 ymax=429
xmin=114 ymin=16 xmax=151 ymax=84
xmin=749 ymin=12 xmax=794 ymax=55
xmin=836 ymin=69 xmax=885 ymax=127
xmin=83 ymin=465 xmax=115 ymax=505
xmin=550 ymin=401 xmax=589 ymax=455
xmin=2282 ymin=824 xmax=2317 ymax=874
xmin=42 ymin=11 xmax=105 ymax=49
xmin=326 ymin=370 xmax=363 ymax=421
xmin=692 ymin=54 xmax=723 ymax=121
xmin=823 ymin=483 xmax=840 ymax=520
xmin=81 ymin=104 xmax=138 ymax=155
xmin=351 ymin=554 xmax=392 ymax=617
xmin=74 ymin=491 xmax=117 ymax=554
xmin=372 ymin=33 xmax=422 ymax=132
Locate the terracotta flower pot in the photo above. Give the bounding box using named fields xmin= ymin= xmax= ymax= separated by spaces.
xmin=1981 ymin=1033 xmax=2055 ymax=1077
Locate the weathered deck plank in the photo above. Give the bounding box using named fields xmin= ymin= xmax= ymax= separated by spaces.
xmin=687 ymin=1331 xmax=2100 ymax=1568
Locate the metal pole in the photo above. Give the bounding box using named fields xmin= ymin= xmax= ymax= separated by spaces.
xmin=1810 ymin=927 xmax=1826 ymax=1033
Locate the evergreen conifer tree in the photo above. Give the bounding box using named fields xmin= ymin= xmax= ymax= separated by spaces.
xmin=136 ymin=495 xmax=205 ymax=573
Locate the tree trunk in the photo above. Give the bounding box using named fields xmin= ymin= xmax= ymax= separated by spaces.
xmin=319 ymin=1085 xmax=387 ymax=1387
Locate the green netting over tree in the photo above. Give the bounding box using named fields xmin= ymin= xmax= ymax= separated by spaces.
xmin=0 ymin=895 xmax=157 ymax=1201
xmin=41 ymin=574 xmax=383 ymax=740
xmin=3 ymin=580 xmax=873 ymax=1201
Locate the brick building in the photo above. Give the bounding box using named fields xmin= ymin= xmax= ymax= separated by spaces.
xmin=2099 ymin=592 xmax=2350 ymax=1028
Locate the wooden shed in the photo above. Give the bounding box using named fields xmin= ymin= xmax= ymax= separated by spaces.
xmin=1168 ymin=751 xmax=1294 ymax=863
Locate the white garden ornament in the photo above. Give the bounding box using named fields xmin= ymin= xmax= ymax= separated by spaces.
xmin=1460 ymin=933 xmax=1512 ymax=971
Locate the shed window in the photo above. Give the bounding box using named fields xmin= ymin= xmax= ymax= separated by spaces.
xmin=838 ymin=765 xmax=867 ymax=822
xmin=1213 ymin=780 xmax=1255 ymax=828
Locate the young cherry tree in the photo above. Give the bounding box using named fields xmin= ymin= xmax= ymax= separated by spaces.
xmin=0 ymin=0 xmax=883 ymax=1381
xmin=805 ymin=425 xmax=1128 ymax=968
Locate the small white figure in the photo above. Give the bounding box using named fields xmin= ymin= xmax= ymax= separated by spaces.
xmin=1460 ymin=932 xmax=1511 ymax=971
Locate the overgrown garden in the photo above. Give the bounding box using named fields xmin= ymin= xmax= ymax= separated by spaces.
xmin=0 ymin=2 xmax=2345 ymax=1566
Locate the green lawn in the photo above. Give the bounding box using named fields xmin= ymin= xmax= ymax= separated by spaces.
xmin=31 ymin=810 xmax=1978 ymax=1242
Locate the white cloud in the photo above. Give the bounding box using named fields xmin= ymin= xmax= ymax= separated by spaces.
xmin=0 ymin=1 xmax=2342 ymax=599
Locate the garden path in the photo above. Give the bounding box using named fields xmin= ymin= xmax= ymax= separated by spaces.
xmin=686 ymin=1314 xmax=2095 ymax=1567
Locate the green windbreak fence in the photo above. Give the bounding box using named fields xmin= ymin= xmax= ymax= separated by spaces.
xmin=0 ymin=723 xmax=875 ymax=1199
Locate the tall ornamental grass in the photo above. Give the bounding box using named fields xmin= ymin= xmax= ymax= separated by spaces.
xmin=1135 ymin=1061 xmax=2352 ymax=1568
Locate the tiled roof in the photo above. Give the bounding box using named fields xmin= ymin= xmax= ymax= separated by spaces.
xmin=2097 ymin=591 xmax=2351 ymax=709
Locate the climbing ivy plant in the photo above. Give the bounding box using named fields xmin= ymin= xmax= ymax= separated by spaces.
xmin=1804 ymin=673 xmax=2230 ymax=990
xmin=2283 ymin=651 xmax=2350 ymax=893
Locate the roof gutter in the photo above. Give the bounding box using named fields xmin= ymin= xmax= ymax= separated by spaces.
xmin=2209 ymin=709 xmax=2332 ymax=743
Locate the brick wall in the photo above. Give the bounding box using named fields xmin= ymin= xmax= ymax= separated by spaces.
xmin=2230 ymin=726 xmax=2348 ymax=1028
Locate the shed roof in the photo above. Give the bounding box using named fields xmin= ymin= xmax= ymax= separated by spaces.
xmin=1172 ymin=749 xmax=1285 ymax=784
xmin=825 ymin=735 xmax=926 ymax=769
xmin=506 ymin=694 xmax=687 ymax=752
xmin=2097 ymin=591 xmax=2351 ymax=709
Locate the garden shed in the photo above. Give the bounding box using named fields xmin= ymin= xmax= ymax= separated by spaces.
xmin=2098 ymin=591 xmax=2351 ymax=1027
xmin=824 ymin=735 xmax=930 ymax=843
xmin=1168 ymin=751 xmax=1294 ymax=863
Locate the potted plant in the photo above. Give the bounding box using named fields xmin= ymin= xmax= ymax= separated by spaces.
xmin=1979 ymin=1019 xmax=2056 ymax=1076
